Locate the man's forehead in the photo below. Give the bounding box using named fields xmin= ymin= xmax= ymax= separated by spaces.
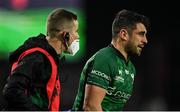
xmin=73 ymin=20 xmax=78 ymax=26
xmin=72 ymin=20 xmax=78 ymax=29
xmin=135 ymin=23 xmax=147 ymax=32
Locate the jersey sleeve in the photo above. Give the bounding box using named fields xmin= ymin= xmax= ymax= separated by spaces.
xmin=86 ymin=53 xmax=111 ymax=90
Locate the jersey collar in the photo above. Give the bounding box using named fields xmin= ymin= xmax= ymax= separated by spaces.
xmin=109 ymin=44 xmax=130 ymax=64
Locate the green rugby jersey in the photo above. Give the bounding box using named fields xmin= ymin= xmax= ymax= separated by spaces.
xmin=72 ymin=44 xmax=136 ymax=111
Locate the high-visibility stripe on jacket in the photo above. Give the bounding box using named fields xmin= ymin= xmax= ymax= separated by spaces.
xmin=11 ymin=47 xmax=60 ymax=111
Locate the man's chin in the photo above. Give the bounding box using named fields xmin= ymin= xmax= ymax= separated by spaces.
xmin=137 ymin=53 xmax=141 ymax=56
xmin=129 ymin=51 xmax=141 ymax=57
xmin=132 ymin=51 xmax=141 ymax=56
xmin=136 ymin=48 xmax=142 ymax=56
xmin=136 ymin=50 xmax=142 ymax=56
xmin=128 ymin=48 xmax=142 ymax=56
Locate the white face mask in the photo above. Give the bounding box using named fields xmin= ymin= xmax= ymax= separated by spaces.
xmin=67 ymin=39 xmax=79 ymax=56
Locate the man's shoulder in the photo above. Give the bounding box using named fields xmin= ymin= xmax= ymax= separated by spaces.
xmin=85 ymin=46 xmax=115 ymax=65
xmin=19 ymin=51 xmax=47 ymax=63
xmin=94 ymin=46 xmax=115 ymax=59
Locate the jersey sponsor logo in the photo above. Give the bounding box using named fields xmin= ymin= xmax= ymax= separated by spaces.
xmin=130 ymin=73 xmax=134 ymax=79
xmin=114 ymin=76 xmax=124 ymax=83
xmin=116 ymin=70 xmax=124 ymax=82
xmin=107 ymin=87 xmax=131 ymax=101
xmin=125 ymin=70 xmax=135 ymax=83
xmin=130 ymin=73 xmax=135 ymax=83
xmin=91 ymin=69 xmax=111 ymax=81
xmin=119 ymin=70 xmax=122 ymax=75
xmin=125 ymin=69 xmax=129 ymax=74
xmin=117 ymin=69 xmax=135 ymax=83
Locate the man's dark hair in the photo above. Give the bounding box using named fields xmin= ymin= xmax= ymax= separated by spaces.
xmin=112 ymin=9 xmax=150 ymax=37
xmin=46 ymin=8 xmax=77 ymax=38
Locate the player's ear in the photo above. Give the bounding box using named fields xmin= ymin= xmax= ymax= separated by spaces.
xmin=119 ymin=29 xmax=128 ymax=41
xmin=54 ymin=31 xmax=65 ymax=42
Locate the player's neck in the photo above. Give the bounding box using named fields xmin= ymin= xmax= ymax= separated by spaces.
xmin=46 ymin=36 xmax=63 ymax=55
xmin=111 ymin=41 xmax=128 ymax=61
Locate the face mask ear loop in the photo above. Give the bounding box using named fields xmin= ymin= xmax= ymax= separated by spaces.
xmin=65 ymin=41 xmax=69 ymax=50
xmin=62 ymin=32 xmax=69 ymax=50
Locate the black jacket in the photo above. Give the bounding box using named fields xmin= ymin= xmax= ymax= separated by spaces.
xmin=3 ymin=34 xmax=61 ymax=110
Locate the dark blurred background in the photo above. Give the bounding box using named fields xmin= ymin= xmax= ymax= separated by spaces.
xmin=0 ymin=0 xmax=180 ymax=111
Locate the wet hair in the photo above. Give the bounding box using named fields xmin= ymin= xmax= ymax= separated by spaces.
xmin=112 ymin=9 xmax=150 ymax=38
xmin=46 ymin=8 xmax=77 ymax=38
